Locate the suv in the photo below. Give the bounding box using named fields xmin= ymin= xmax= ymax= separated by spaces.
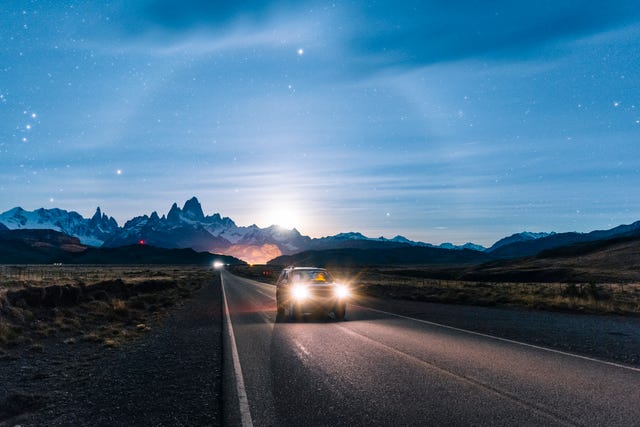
xmin=276 ymin=267 xmax=349 ymax=321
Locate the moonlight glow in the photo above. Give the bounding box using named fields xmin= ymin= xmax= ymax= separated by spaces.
xmin=1 ymin=2 xmax=639 ymax=246
xmin=263 ymin=207 xmax=304 ymax=231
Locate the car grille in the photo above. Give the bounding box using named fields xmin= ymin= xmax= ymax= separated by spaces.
xmin=307 ymin=285 xmax=335 ymax=299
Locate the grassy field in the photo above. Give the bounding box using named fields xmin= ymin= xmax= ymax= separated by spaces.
xmin=230 ymin=264 xmax=640 ymax=316
xmin=0 ymin=265 xmax=216 ymax=353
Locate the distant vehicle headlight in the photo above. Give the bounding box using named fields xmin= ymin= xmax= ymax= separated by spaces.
xmin=334 ymin=285 xmax=350 ymax=299
xmin=292 ymin=285 xmax=310 ymax=300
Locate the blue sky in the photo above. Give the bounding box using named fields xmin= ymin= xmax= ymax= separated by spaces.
xmin=1 ymin=1 xmax=639 ymax=246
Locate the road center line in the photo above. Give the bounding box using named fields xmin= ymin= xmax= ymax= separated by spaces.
xmin=355 ymin=304 xmax=640 ymax=373
xmin=221 ymin=275 xmax=254 ymax=427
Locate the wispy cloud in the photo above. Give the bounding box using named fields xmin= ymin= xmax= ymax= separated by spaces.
xmin=347 ymin=0 xmax=640 ymax=67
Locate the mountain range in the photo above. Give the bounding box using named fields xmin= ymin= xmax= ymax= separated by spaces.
xmin=0 ymin=206 xmax=118 ymax=247
xmin=1 ymin=196 xmax=639 ymax=264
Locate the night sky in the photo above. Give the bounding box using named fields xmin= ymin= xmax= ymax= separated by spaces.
xmin=1 ymin=1 xmax=639 ymax=246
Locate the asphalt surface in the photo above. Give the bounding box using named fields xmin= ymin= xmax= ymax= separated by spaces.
xmin=221 ymin=270 xmax=640 ymax=427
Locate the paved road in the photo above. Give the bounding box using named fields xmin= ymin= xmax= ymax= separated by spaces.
xmin=221 ymin=270 xmax=640 ymax=426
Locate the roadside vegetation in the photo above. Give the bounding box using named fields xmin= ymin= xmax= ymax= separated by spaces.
xmin=0 ymin=265 xmax=216 ymax=353
xmin=230 ymin=264 xmax=640 ymax=316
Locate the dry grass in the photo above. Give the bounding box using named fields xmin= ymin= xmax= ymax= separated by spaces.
xmin=0 ymin=319 xmax=15 ymax=345
xmin=0 ymin=265 xmax=183 ymax=289
xmin=350 ymin=268 xmax=640 ymax=315
xmin=0 ymin=265 xmax=217 ymax=351
xmin=230 ymin=264 xmax=640 ymax=316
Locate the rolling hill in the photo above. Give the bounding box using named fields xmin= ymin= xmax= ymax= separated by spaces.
xmin=268 ymin=245 xmax=493 ymax=267
xmin=0 ymin=229 xmax=244 ymax=265
xmin=269 ymin=232 xmax=640 ymax=284
xmin=460 ymin=234 xmax=640 ymax=283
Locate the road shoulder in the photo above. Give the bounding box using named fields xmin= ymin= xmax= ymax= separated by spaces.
xmin=2 ymin=273 xmax=223 ymax=426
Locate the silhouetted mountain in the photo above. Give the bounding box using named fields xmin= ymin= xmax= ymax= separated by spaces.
xmin=306 ymin=232 xmax=485 ymax=252
xmin=487 ymin=232 xmax=554 ymax=252
xmin=0 ymin=229 xmax=87 ymax=263
xmin=488 ymin=221 xmax=640 ymax=258
xmin=268 ymin=246 xmax=492 ymax=267
xmin=73 ymin=245 xmax=243 ymax=265
xmin=0 ymin=229 xmax=243 ymax=265
xmin=459 ymin=234 xmax=640 ymax=283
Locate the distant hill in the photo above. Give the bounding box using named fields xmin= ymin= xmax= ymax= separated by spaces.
xmin=460 ymin=234 xmax=640 ymax=283
xmin=486 ymin=232 xmax=554 ymax=252
xmin=487 ymin=221 xmax=640 ymax=258
xmin=268 ymin=245 xmax=492 ymax=267
xmin=0 ymin=229 xmax=86 ymax=263
xmin=0 ymin=229 xmax=244 ymax=265
xmin=268 ymin=232 xmax=640 ymax=284
xmin=71 ymin=245 xmax=244 ymax=265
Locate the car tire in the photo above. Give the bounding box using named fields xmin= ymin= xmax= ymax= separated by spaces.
xmin=334 ymin=303 xmax=346 ymax=321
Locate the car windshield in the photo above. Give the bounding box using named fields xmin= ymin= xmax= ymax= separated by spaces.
xmin=291 ymin=270 xmax=334 ymax=284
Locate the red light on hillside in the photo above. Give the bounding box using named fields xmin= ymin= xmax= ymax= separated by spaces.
xmin=139 ymin=239 xmax=145 ymax=245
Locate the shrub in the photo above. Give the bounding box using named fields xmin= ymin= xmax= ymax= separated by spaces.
xmin=103 ymin=338 xmax=120 ymax=348
xmin=111 ymin=299 xmax=127 ymax=313
xmin=562 ymin=283 xmax=580 ymax=297
xmin=0 ymin=320 xmax=14 ymax=344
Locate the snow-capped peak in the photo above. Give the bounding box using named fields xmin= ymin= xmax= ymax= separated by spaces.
xmin=0 ymin=206 xmax=119 ymax=246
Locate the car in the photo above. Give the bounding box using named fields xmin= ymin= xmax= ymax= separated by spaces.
xmin=276 ymin=266 xmax=349 ymax=321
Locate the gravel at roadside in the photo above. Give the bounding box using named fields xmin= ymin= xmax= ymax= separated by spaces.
xmin=1 ymin=274 xmax=223 ymax=426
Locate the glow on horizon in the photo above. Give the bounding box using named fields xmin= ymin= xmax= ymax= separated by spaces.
xmin=0 ymin=1 xmax=639 ymax=247
xmin=259 ymin=204 xmax=306 ymax=231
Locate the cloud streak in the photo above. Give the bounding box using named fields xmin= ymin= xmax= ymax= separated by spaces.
xmin=348 ymin=0 xmax=640 ymax=67
xmin=2 ymin=1 xmax=639 ymax=245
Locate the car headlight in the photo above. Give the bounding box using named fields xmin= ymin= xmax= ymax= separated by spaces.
xmin=291 ymin=285 xmax=310 ymax=300
xmin=334 ymin=285 xmax=350 ymax=299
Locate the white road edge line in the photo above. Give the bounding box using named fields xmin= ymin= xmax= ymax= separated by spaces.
xmin=235 ymin=274 xmax=640 ymax=373
xmin=354 ymin=304 xmax=640 ymax=373
xmin=221 ymin=275 xmax=254 ymax=427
